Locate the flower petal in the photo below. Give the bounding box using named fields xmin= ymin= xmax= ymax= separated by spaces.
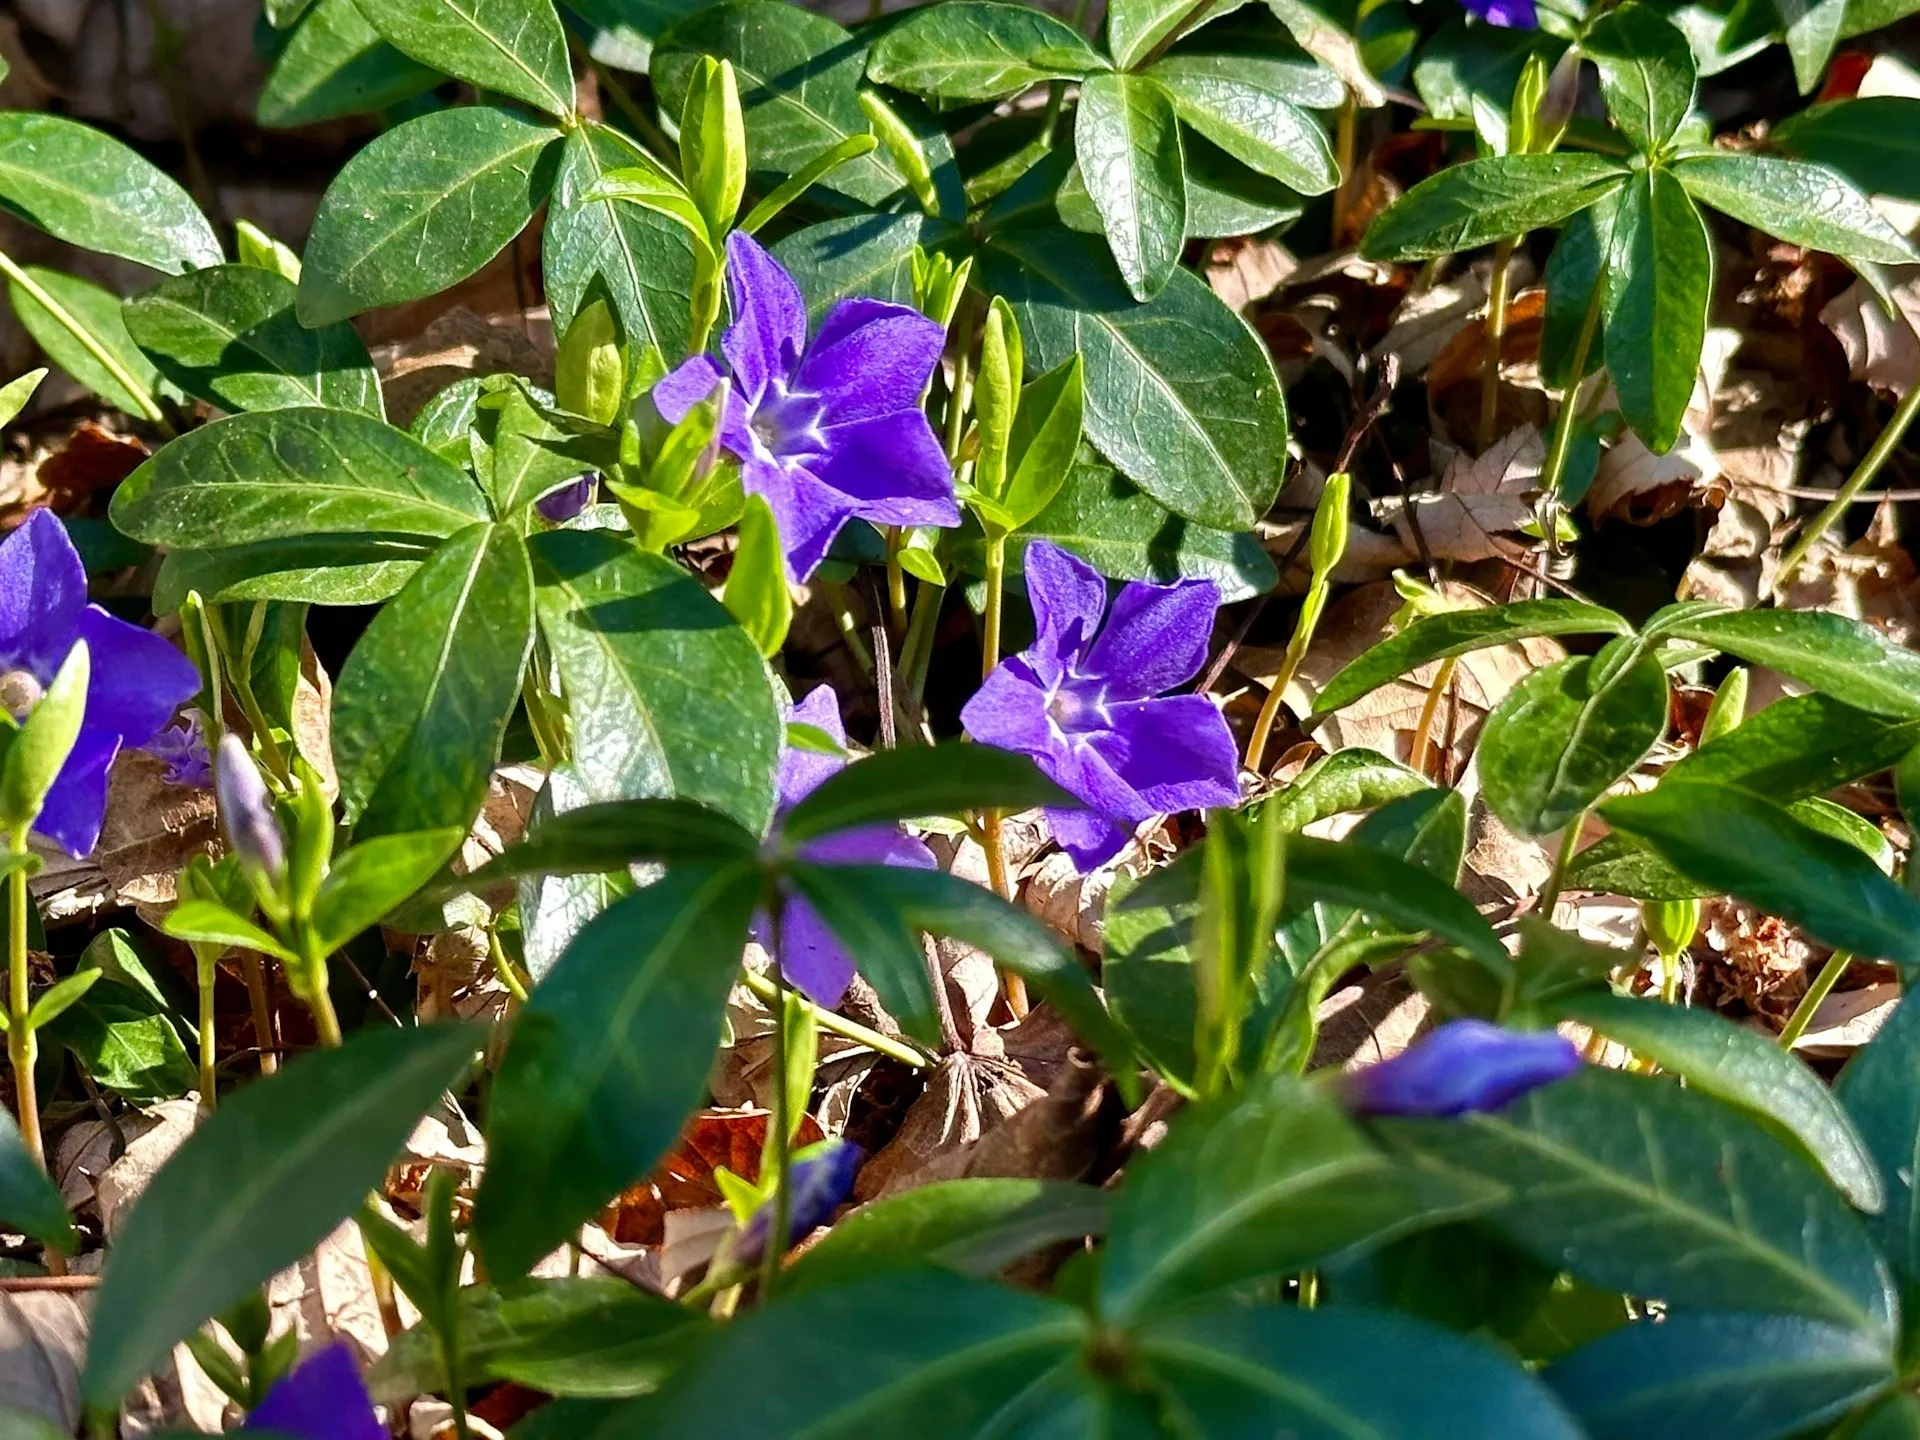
xmin=961 ymin=657 xmax=1064 ymax=763
xmin=1020 ymin=541 xmax=1106 ymax=658
xmin=774 ymin=891 xmax=859 ymax=1008
xmin=1091 ymin=695 xmax=1241 ymax=815
xmin=797 ymin=299 xmax=946 ymax=426
xmin=1346 ymin=1019 xmax=1580 ymax=1117
xmin=808 ymin=412 xmax=958 ymax=529
xmin=798 ymin=823 xmax=936 ymax=871
xmin=779 ymin=685 xmax=848 ymax=809
xmin=743 ymin=455 xmax=857 ymax=582
xmin=651 ymin=354 xmax=724 ymax=424
xmin=1083 ymin=577 xmax=1220 ymax=700
xmin=0 ymin=509 xmax=86 ymax=682
xmin=722 ymin=231 xmax=807 ymax=403
xmin=247 ymin=1342 xmax=386 ymax=1440
xmin=1046 ymin=805 xmax=1132 ymax=871
xmin=1462 ymin=0 xmax=1538 ymax=26
xmin=77 ymin=607 xmax=200 ymax=747
xmin=32 ymin=730 xmax=117 ymax=859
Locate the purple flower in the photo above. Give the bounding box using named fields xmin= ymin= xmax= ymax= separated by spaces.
xmin=0 ymin=509 xmax=198 ymax=857
xmin=652 ymin=232 xmax=958 ymax=582
xmin=1345 ymin=1019 xmax=1581 ymax=1118
xmin=761 ymin=686 xmax=935 ymax=1007
xmin=734 ymin=1138 xmax=863 ymax=1266
xmin=147 ymin=711 xmax=212 ymax=789
xmin=960 ymin=542 xmax=1239 ymax=873
xmin=1461 ymin=0 xmax=1536 ymax=28
xmin=244 ymin=1343 xmax=383 ymax=1440
xmin=535 ymin=474 xmax=596 ymax=522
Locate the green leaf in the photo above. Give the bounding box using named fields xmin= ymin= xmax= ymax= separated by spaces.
xmin=772 ymin=211 xmax=951 ymax=325
xmin=1602 ymin=780 xmax=1920 ymax=969
xmin=983 ymin=226 xmax=1288 ymax=531
xmin=529 ymin=529 xmax=780 ymax=831
xmin=42 ymin=978 xmax=196 ymax=1102
xmin=1603 ymin=167 xmax=1712 ymax=452
xmin=1361 ymin=153 xmax=1630 ymax=260
xmin=0 ymin=1109 xmax=73 ymax=1253
xmin=476 ymin=862 xmax=760 ymax=1278
xmin=1553 ymin=991 xmax=1882 ymax=1211
xmin=310 ymin=829 xmax=463 ymax=955
xmin=1855 ymin=1394 xmax=1920 ymax=1440
xmin=256 ymin=0 xmax=444 ymax=129
xmin=1151 ymin=63 xmax=1337 ymax=194
xmin=783 ymin=1180 xmax=1109 ymax=1294
xmin=449 ymin=798 xmax=760 ymax=895
xmin=1774 ymin=98 xmax=1920 ymax=201
xmin=7 ymin=266 xmax=160 ymax=418
xmin=479 ymin=386 xmax=601 ymax=517
xmin=1109 ymin=0 xmax=1242 ymax=71
xmin=25 ymin=969 xmax=102 ymax=1033
xmin=1 ymin=642 xmax=87 ymax=834
xmin=1412 ymin=17 xmax=1552 ymax=134
xmin=160 ymin=901 xmax=298 ymax=964
xmin=545 ymin=124 xmax=696 ymax=361
xmin=1256 ymin=747 xmax=1434 ymax=832
xmin=353 ymin=0 xmax=573 ymax=116
xmin=151 ymin=536 xmax=435 ymax=613
xmin=1102 ymin=1071 xmax=1498 ymax=1321
xmin=297 ymin=106 xmax=564 ymax=328
xmin=780 ymin=744 xmax=1072 ymax=844
xmin=1655 ymin=606 xmax=1920 ymax=719
xmin=82 ymin=1023 xmax=479 ymax=1413
xmin=1181 ymin=133 xmax=1308 ymax=237
xmin=334 ymin=523 xmax=535 ymax=839
xmin=1671 ymin=152 xmax=1919 ymax=265
xmin=1840 ymin=994 xmax=1920 ymax=1307
xmin=1778 ymin=0 xmax=1850 ymax=95
xmin=0 ymin=369 xmax=45 ymax=431
xmin=722 ymin=494 xmax=791 ymax=659
xmin=369 ymin=1277 xmax=703 ymax=1401
xmin=122 ymin=265 xmax=383 ymax=417
xmin=1001 ymin=356 xmax=1083 ymax=530
xmin=1663 ymin=692 xmax=1920 ymax=797
xmin=1141 ymin=1306 xmax=1585 ymax=1438
xmin=1582 ymin=4 xmax=1697 ymax=152
xmin=867 ymin=2 xmax=1108 ymax=100
xmin=1380 ymin=1067 xmax=1899 ymax=1335
xmin=1541 ymin=203 xmax=1610 ymax=389
xmin=1073 ymin=73 xmax=1186 ymax=302
xmin=1545 ymin=1313 xmax=1893 ymax=1440
xmin=1285 ymin=834 xmax=1507 ymax=972
xmin=653 ymin=1 xmax=913 ymax=208
xmin=0 ymin=112 xmax=220 ymax=274
xmin=1312 ymin=599 xmax=1632 ymax=716
xmin=781 ymin=862 xmax=944 ymax=1047
xmin=111 ymin=408 xmax=488 ymax=548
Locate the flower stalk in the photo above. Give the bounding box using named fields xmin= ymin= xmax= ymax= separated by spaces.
xmin=1774 ymin=380 xmax=1920 ymax=595
xmin=7 ymin=829 xmax=43 ymax=1173
xmin=1246 ymin=472 xmax=1351 ymax=775
xmin=1541 ymin=269 xmax=1607 ymax=504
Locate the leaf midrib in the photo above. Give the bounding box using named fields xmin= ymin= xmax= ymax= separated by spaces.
xmin=1137 ymin=1336 xmax=1390 ymax=1440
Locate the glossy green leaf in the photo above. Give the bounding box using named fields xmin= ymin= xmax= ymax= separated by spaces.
xmin=1362 ymin=154 xmax=1629 ymax=260
xmin=111 ymin=408 xmax=488 ymax=547
xmin=1074 ymin=73 xmax=1186 ymax=301
xmin=781 ymin=862 xmax=943 ymax=1047
xmin=256 ymin=0 xmax=443 ymax=128
xmin=1312 ymin=599 xmax=1631 ymax=716
xmin=161 ymin=901 xmax=298 ymax=964
xmin=1545 ymin=1313 xmax=1893 ymax=1440
xmin=1582 ymin=4 xmax=1697 ymax=152
xmin=477 ymin=862 xmax=760 ymax=1277
xmin=1777 ymin=0 xmax=1850 ymax=95
xmin=151 ymin=536 xmax=435 ymax=613
xmin=1541 ymin=203 xmax=1610 ymax=389
xmin=1152 ymin=65 xmax=1336 ymax=195
xmin=0 ymin=369 xmax=44 ymax=431
xmin=7 ymin=266 xmax=160 ymax=418
xmin=1671 ymin=152 xmax=1919 ymax=265
xmin=297 ymin=106 xmax=563 ymax=328
xmin=1655 ymin=606 xmax=1920 ymax=719
xmin=530 ymin=529 xmax=780 ymax=831
xmin=1103 ymin=1071 xmax=1498 ymax=1321
xmin=781 ymin=743 xmax=1072 ymax=843
xmin=0 ymin=639 xmax=86 ymax=834
xmin=1181 ymin=133 xmax=1307 ymax=237
xmin=1109 ymin=0 xmax=1242 ymax=71
xmin=1411 ymin=17 xmax=1552 ymax=133
xmin=123 ymin=265 xmax=382 ymax=417
xmin=545 ymin=123 xmax=696 ymax=360
xmin=82 ymin=1023 xmax=479 ymax=1412
xmin=0 ymin=1110 xmax=73 ymax=1253
xmin=478 ymin=386 xmax=600 ymax=517
xmin=0 ymin=112 xmax=220 ymax=273
xmin=353 ymin=0 xmax=572 ymax=116
xmin=310 ymin=829 xmax=463 ymax=955
xmin=43 ymin=977 xmax=196 ymax=1103
xmin=1479 ymin=650 xmax=1669 ymax=838
xmin=722 ymin=494 xmax=791 ymax=659
xmin=1381 ymin=1067 xmax=1899 ymax=1334
xmin=1284 ymin=834 xmax=1507 ymax=971
xmin=1553 ymin=991 xmax=1881 ymax=1210
xmin=867 ymin=2 xmax=1108 ymax=100
xmin=1773 ymin=97 xmax=1920 ymax=201
xmin=450 ymin=798 xmax=759 ymax=895
xmin=1855 ymin=1394 xmax=1920 ymax=1440
xmin=1603 ymin=167 xmax=1712 ymax=452
xmin=983 ymin=227 xmax=1288 ymax=530
xmin=1666 ymin=692 xmax=1920 ymax=797
xmin=334 ymin=524 xmax=535 ymax=839
xmin=1840 ymin=994 xmax=1920 ymax=1305
xmin=773 ymin=211 xmax=953 ymax=325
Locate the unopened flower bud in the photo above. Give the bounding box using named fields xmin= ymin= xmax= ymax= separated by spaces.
xmin=1345 ymin=1019 xmax=1581 ymax=1118
xmin=733 ymin=1139 xmax=863 ymax=1266
xmin=0 ymin=668 xmax=44 ymax=721
xmin=1310 ymin=472 xmax=1352 ymax=577
xmin=215 ymin=733 xmax=286 ymax=891
xmin=536 ymin=475 xmax=597 ymax=523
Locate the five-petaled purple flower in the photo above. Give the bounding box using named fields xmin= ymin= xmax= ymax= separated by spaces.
xmin=734 ymin=1138 xmax=863 ymax=1266
xmin=961 ymin=542 xmax=1239 ymax=873
xmin=761 ymin=686 xmax=935 ymax=1008
xmin=1345 ymin=1019 xmax=1581 ymax=1118
xmin=0 ymin=509 xmax=198 ymax=857
xmin=244 ymin=1342 xmax=384 ymax=1440
xmin=653 ymin=232 xmax=958 ymax=581
xmin=1461 ymin=0 xmax=1536 ymax=28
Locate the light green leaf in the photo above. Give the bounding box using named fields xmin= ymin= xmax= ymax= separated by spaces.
xmin=868 ymin=2 xmax=1108 ymax=101
xmin=1654 ymin=606 xmax=1920 ymax=719
xmin=1152 ymin=65 xmax=1337 ymax=194
xmin=1074 ymin=72 xmax=1186 ymax=301
xmin=352 ymin=0 xmax=574 ymax=116
xmin=7 ymin=266 xmax=160 ymax=418
xmin=1361 ymin=153 xmax=1630 ymax=260
xmin=1672 ymin=152 xmax=1920 ymax=265
xmin=1582 ymin=4 xmax=1697 ymax=152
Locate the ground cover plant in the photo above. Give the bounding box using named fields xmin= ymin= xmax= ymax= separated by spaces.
xmin=0 ymin=0 xmax=1918 ymax=1431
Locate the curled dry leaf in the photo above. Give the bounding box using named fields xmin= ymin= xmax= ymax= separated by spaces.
xmin=1821 ymin=267 xmax=1920 ymax=395
xmin=0 ymin=1291 xmax=89 ymax=1430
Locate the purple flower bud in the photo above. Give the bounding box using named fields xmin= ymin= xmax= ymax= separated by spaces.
xmin=734 ymin=1138 xmax=863 ymax=1266
xmin=245 ymin=1343 xmax=384 ymax=1440
xmin=535 ymin=474 xmax=597 ymax=523
xmin=216 ymin=733 xmax=286 ymax=887
xmin=1345 ymin=1019 xmax=1581 ymax=1118
xmin=146 ymin=712 xmax=213 ymax=789
xmin=1461 ymin=0 xmax=1537 ymax=26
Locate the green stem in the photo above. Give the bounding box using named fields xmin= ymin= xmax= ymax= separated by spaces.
xmin=739 ymin=970 xmax=929 ymax=1068
xmin=898 ymin=580 xmax=944 ymax=718
xmin=1779 ymin=950 xmax=1851 ymax=1050
xmin=7 ymin=831 xmax=43 ymax=1173
xmin=982 ymin=536 xmax=1007 ymax=683
xmin=823 ymin=581 xmax=875 ymax=677
xmin=884 ymin=529 xmax=909 ymax=637
xmin=487 ymin=926 xmax=531 ymax=1007
xmin=1541 ymin=269 xmax=1607 ymax=503
xmin=758 ymin=922 xmax=792 ymax=1303
xmin=303 ymin=945 xmax=345 ymax=1049
xmin=196 ymin=947 xmax=218 ymax=1112
xmin=1775 ymin=382 xmax=1920 ymax=595
xmin=1479 ymin=239 xmax=1516 ymax=451
xmin=1245 ymin=585 xmax=1327 ymax=775
xmin=0 ymin=247 xmax=166 ymax=426
xmin=1537 ymin=814 xmax=1585 ymax=917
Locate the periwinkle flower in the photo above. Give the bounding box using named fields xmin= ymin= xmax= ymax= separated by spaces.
xmin=1345 ymin=1019 xmax=1581 ymax=1118
xmin=761 ymin=686 xmax=935 ymax=1008
xmin=734 ymin=1138 xmax=863 ymax=1266
xmin=216 ymin=732 xmax=286 ymax=892
xmin=244 ymin=1342 xmax=384 ymax=1440
xmin=961 ymin=541 xmax=1239 ymax=872
xmin=536 ymin=474 xmax=596 ymax=523
xmin=652 ymin=232 xmax=958 ymax=581
xmin=147 ymin=711 xmax=212 ymax=789
xmin=0 ymin=509 xmax=198 ymax=857
xmin=1462 ymin=0 xmax=1536 ymax=28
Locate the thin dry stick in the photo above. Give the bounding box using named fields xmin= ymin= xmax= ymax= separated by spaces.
xmin=240 ymin=954 xmax=279 ymax=1075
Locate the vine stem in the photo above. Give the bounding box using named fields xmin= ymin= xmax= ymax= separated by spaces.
xmin=739 ymin=969 xmax=928 ymax=1067
xmin=977 ymin=533 xmax=1028 ymax=1017
xmin=196 ymin=948 xmax=218 ymax=1112
xmin=7 ymin=832 xmax=43 ymax=1173
xmin=0 ymin=248 xmax=166 ymax=426
xmin=1774 ymin=381 xmax=1920 ymax=595
xmin=1541 ymin=268 xmax=1608 ymax=503
xmin=758 ymin=913 xmax=792 ymax=1304
xmin=1778 ymin=950 xmax=1851 ymax=1050
xmin=1536 ymin=815 xmax=1585 ymax=918
xmin=241 ymin=953 xmax=278 ymax=1075
xmin=1407 ymin=656 xmax=1458 ymax=780
xmin=486 ymin=926 xmax=531 ymax=1008
xmin=1244 ymin=587 xmax=1326 ymax=775
xmin=1479 ymin=239 xmax=1516 ymax=450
